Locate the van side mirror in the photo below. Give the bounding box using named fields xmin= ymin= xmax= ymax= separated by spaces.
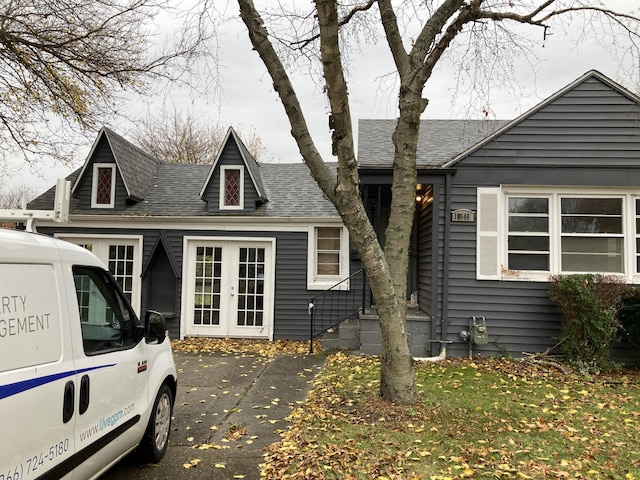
xmin=145 ymin=310 xmax=168 ymax=344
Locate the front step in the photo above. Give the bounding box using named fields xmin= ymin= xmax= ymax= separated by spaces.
xmin=320 ymin=318 xmax=359 ymax=352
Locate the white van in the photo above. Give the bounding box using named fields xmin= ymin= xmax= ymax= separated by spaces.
xmin=0 ymin=228 xmax=177 ymax=480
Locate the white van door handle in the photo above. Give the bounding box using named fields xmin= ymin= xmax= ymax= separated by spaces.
xmin=63 ymin=381 xmax=75 ymax=423
xmin=79 ymin=375 xmax=90 ymax=415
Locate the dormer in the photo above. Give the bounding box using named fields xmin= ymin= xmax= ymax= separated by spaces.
xmin=71 ymin=127 xmax=162 ymax=210
xmin=200 ymin=127 xmax=268 ymax=213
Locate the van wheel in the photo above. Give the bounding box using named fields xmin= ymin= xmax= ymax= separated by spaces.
xmin=138 ymin=384 xmax=173 ymax=463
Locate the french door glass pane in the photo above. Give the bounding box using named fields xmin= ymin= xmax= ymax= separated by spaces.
xmin=193 ymin=246 xmax=222 ymax=326
xmin=108 ymin=244 xmax=134 ymax=303
xmin=237 ymin=247 xmax=265 ymax=327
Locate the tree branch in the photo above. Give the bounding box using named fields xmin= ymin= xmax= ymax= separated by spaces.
xmin=291 ymin=0 xmax=376 ymax=50
xmin=314 ymin=0 xmax=358 ymax=193
xmin=236 ymin=0 xmax=337 ymax=200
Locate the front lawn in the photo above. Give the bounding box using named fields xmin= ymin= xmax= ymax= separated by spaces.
xmin=262 ymin=353 xmax=640 ymax=479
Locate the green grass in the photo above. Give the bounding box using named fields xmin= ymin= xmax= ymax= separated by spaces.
xmin=261 ymin=353 xmax=640 ymax=479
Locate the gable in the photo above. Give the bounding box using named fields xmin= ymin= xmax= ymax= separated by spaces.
xmin=71 ymin=127 xmax=162 ymax=209
xmin=451 ymin=71 xmax=640 ymax=169
xmin=200 ymin=127 xmax=267 ymax=213
xmin=70 ymin=136 xmax=129 ymax=210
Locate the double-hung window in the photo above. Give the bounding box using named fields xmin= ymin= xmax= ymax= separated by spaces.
xmin=507 ymin=197 xmax=550 ymax=271
xmin=560 ymin=198 xmax=624 ymax=273
xmin=478 ymin=188 xmax=640 ymax=282
xmin=307 ymin=226 xmax=349 ymax=289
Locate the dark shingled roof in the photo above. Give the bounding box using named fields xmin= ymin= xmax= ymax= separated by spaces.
xmin=29 ymin=162 xmax=339 ymax=218
xmin=71 ymin=127 xmax=163 ymax=201
xmin=357 ymin=119 xmax=509 ymax=168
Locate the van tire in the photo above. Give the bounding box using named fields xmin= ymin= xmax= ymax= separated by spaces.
xmin=138 ymin=383 xmax=173 ymax=462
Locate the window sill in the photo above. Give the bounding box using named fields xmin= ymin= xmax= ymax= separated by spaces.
xmin=307 ymin=279 xmax=350 ymax=291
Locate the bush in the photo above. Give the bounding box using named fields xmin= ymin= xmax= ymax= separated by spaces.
xmin=618 ymin=288 xmax=640 ymax=348
xmin=548 ymin=274 xmax=628 ymax=372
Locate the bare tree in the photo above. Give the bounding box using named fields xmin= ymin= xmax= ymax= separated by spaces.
xmin=0 ymin=0 xmax=205 ymax=168
xmin=132 ymin=106 xmax=267 ymax=163
xmin=0 ymin=183 xmax=37 ymax=209
xmin=204 ymin=0 xmax=640 ymax=403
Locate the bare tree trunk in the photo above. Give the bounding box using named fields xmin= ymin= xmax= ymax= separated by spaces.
xmin=239 ymin=0 xmax=417 ymax=404
xmin=317 ymin=0 xmax=417 ymax=404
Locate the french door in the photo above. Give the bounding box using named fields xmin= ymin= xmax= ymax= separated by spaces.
xmin=57 ymin=235 xmax=142 ymax=314
xmin=184 ymin=239 xmax=273 ymax=338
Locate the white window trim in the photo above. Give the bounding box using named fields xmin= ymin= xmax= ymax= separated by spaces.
xmin=91 ymin=163 xmax=116 ymax=209
xmin=307 ymin=225 xmax=350 ymax=290
xmin=54 ymin=234 xmax=143 ymax=314
xmin=219 ymin=165 xmax=245 ymax=211
xmin=495 ymin=186 xmax=639 ymax=283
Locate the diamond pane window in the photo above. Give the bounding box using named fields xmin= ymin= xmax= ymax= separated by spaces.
xmin=96 ymin=167 xmax=113 ymax=205
xmin=224 ymin=169 xmax=241 ymax=207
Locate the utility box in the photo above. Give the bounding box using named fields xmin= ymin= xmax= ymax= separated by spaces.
xmin=470 ymin=316 xmax=489 ymax=345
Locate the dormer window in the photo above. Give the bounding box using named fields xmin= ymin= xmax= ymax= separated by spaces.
xmin=91 ymin=163 xmax=116 ymax=208
xmin=220 ymin=165 xmax=244 ymax=210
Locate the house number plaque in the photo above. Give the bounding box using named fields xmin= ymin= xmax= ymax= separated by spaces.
xmin=451 ymin=209 xmax=476 ymax=223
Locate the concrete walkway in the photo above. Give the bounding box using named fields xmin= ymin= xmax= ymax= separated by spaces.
xmin=101 ymin=351 xmax=325 ymax=480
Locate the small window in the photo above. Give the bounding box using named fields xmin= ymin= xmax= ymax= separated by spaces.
xmin=316 ymin=227 xmax=341 ymax=276
xmin=73 ymin=266 xmax=137 ymax=355
xmin=91 ymin=163 xmax=116 ymax=208
xmin=307 ymin=226 xmax=348 ymax=289
xmin=220 ymin=166 xmax=244 ymax=210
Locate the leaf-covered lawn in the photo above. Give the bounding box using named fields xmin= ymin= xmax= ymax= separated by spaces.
xmin=172 ymin=337 xmax=320 ymax=356
xmin=262 ymin=353 xmax=640 ymax=479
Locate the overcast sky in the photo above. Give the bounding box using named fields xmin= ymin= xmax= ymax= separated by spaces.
xmin=6 ymin=0 xmax=640 ymax=194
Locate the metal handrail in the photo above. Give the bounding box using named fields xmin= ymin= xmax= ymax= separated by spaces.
xmin=308 ymin=268 xmax=368 ymax=353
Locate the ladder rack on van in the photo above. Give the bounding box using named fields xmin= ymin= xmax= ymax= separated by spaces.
xmin=0 ymin=179 xmax=70 ymax=232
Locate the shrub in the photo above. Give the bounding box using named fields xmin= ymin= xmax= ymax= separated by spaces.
xmin=618 ymin=287 xmax=640 ymax=348
xmin=548 ymin=274 xmax=628 ymax=372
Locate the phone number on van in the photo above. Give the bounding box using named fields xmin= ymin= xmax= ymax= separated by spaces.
xmin=2 ymin=438 xmax=69 ymax=480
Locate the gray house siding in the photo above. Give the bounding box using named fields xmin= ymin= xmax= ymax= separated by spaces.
xmin=36 ymin=225 xmax=351 ymax=340
xmin=461 ymin=77 xmax=640 ymax=168
xmin=440 ymin=184 xmax=561 ymax=357
xmin=434 ymin=74 xmax=640 ymax=358
xmin=416 ymin=193 xmax=433 ymax=313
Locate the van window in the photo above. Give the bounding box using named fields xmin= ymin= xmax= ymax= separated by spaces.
xmin=73 ymin=266 xmax=137 ymax=355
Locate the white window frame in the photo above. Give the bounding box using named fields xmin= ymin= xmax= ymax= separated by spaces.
xmin=55 ymin=234 xmax=143 ymax=314
xmin=219 ymin=165 xmax=244 ymax=211
xmin=494 ymin=186 xmax=639 ymax=283
xmin=91 ymin=163 xmax=116 ymax=208
xmin=307 ymin=225 xmax=350 ymax=290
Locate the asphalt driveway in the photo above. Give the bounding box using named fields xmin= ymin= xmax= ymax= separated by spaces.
xmin=101 ymin=350 xmax=325 ymax=480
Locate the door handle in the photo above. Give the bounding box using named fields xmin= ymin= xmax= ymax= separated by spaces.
xmin=63 ymin=381 xmax=74 ymax=424
xmin=79 ymin=375 xmax=90 ymax=415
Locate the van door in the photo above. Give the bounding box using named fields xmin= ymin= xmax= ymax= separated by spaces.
xmin=68 ymin=266 xmax=148 ymax=479
xmin=0 ymin=263 xmax=77 ymax=480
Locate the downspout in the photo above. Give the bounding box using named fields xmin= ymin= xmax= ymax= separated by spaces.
xmin=442 ymin=171 xmax=452 ymax=348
